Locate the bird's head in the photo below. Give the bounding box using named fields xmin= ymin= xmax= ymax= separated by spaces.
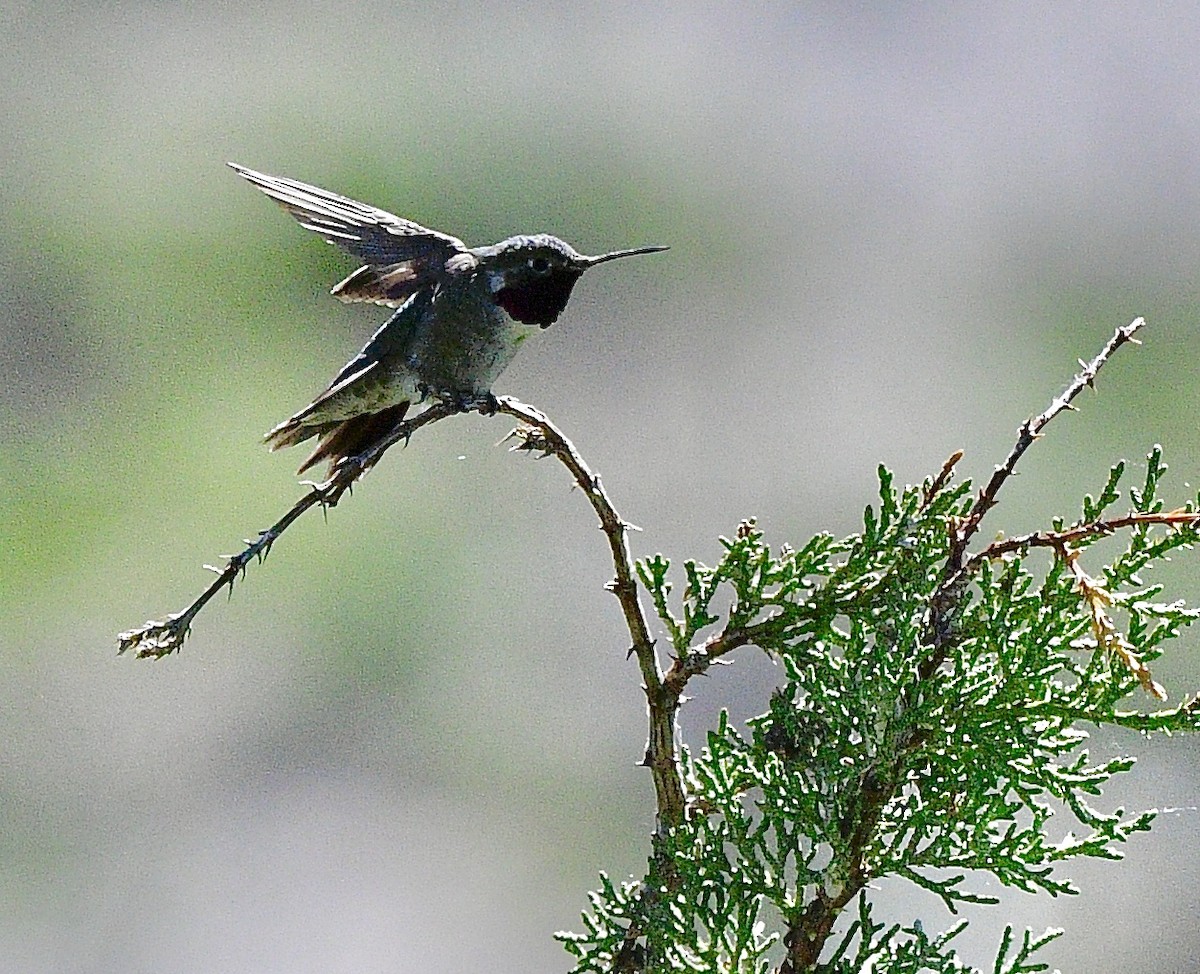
xmin=476 ymin=234 xmax=667 ymax=327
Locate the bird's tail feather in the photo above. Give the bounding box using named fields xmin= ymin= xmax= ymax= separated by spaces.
xmin=287 ymin=402 xmax=411 ymax=476
xmin=264 ymin=418 xmax=319 ymax=452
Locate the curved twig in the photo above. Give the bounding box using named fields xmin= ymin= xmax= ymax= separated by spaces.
xmin=119 ymin=400 xmax=471 ymax=657
xmin=494 ymin=396 xmax=685 ymax=827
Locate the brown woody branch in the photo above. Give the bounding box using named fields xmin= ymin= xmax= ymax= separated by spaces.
xmin=499 ymin=398 xmax=687 ymax=973
xmin=949 ymin=317 xmax=1145 ymax=570
xmin=118 ymin=393 xmax=688 ymax=969
xmin=495 ymin=398 xmax=686 ymax=829
xmin=117 ymin=400 xmax=462 ymax=658
xmin=924 ymin=317 xmax=1146 ymax=660
xmin=966 ymin=508 xmax=1200 ymax=572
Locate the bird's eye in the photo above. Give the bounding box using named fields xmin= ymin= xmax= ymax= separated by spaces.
xmin=528 ymin=256 xmax=552 ymax=275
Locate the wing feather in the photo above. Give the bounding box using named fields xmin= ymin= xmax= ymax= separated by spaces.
xmin=228 ymin=163 xmax=467 ymax=266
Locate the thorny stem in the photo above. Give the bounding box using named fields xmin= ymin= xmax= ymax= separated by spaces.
xmin=925 ymin=318 xmax=1146 ymax=664
xmin=118 ymin=392 xmax=689 ymax=966
xmin=949 ymin=317 xmax=1145 ymax=568
xmin=497 ymin=399 xmax=687 ymax=971
xmin=119 ymin=391 xmax=690 ymax=966
xmin=494 ymin=398 xmax=687 ymax=830
xmin=967 ymin=508 xmax=1200 ymax=572
xmin=117 ymin=401 xmax=460 ymax=658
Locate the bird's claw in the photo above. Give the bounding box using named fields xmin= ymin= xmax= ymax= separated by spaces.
xmin=438 ymin=391 xmax=498 ymax=414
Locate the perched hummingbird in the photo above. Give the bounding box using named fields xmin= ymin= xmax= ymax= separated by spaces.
xmin=229 ymin=164 xmax=667 ymax=476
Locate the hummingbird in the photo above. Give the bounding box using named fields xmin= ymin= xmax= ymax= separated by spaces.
xmin=229 ymin=164 xmax=667 ymax=476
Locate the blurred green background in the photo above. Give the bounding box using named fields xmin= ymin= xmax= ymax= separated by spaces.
xmin=4 ymin=4 xmax=1200 ymax=971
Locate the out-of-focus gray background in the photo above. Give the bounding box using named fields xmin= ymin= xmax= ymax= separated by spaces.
xmin=4 ymin=4 xmax=1200 ymax=971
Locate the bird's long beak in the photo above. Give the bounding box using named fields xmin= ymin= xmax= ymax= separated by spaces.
xmin=582 ymin=245 xmax=670 ymax=266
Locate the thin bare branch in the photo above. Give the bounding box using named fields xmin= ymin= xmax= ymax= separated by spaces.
xmin=950 ymin=317 xmax=1145 ymax=568
xmin=118 ymin=400 xmax=465 ymax=658
xmin=967 ymin=508 xmax=1200 ymax=573
xmin=495 ymin=397 xmax=685 ymax=829
xmin=497 ymin=397 xmax=689 ymax=969
xmin=925 ymin=318 xmax=1147 ymax=660
xmin=118 ymin=392 xmax=687 ymax=836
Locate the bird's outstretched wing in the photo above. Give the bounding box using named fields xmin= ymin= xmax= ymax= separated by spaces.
xmin=229 ymin=163 xmax=471 ymax=307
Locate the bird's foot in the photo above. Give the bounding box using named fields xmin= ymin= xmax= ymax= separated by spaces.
xmin=439 ymin=391 xmax=498 ymax=415
xmin=474 ymin=392 xmax=500 ymax=416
